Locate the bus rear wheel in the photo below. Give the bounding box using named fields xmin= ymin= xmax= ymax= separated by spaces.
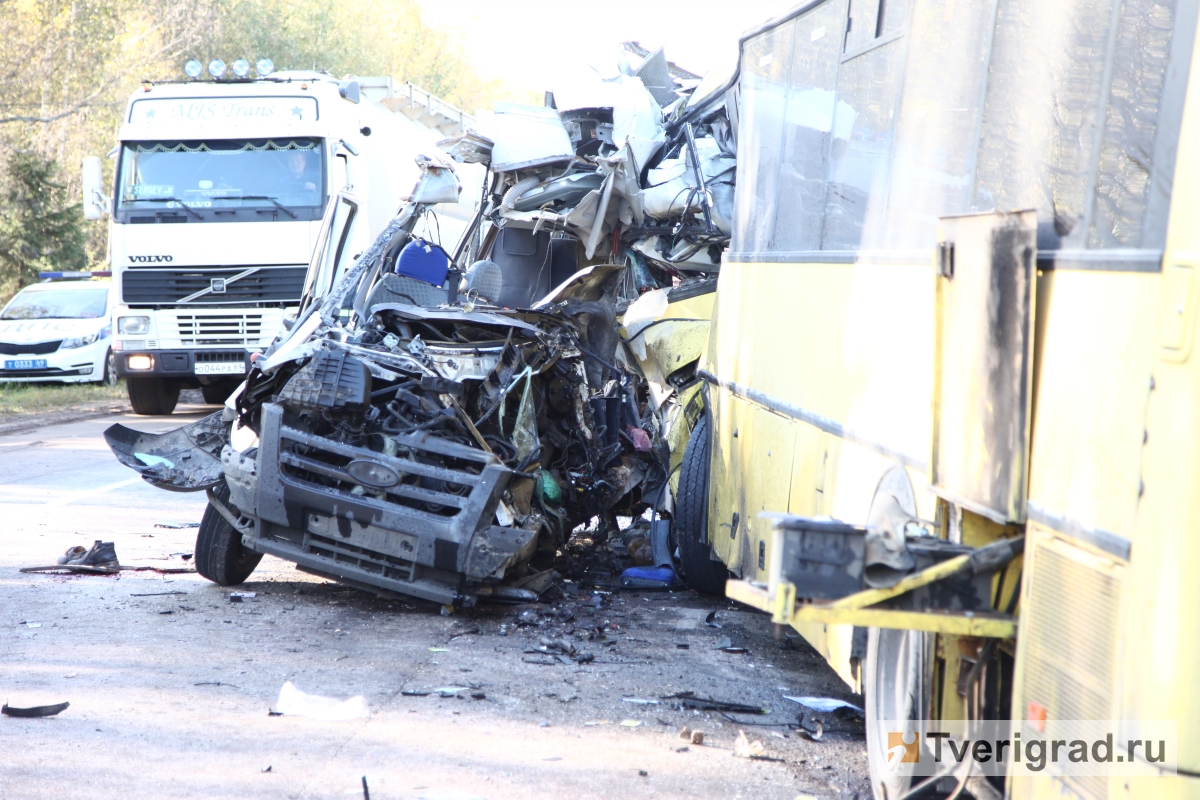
xmin=865 ymin=627 xmax=929 ymax=800
xmin=127 ymin=376 xmax=180 ymax=416
xmin=674 ymin=415 xmax=730 ymax=594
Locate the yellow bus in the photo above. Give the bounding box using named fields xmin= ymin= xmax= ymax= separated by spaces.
xmin=670 ymin=0 xmax=1200 ymax=797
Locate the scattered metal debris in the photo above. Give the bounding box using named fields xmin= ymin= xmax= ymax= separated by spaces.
xmin=663 ymin=692 xmax=768 ymax=715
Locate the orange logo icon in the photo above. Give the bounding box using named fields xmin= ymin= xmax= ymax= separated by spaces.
xmin=887 ymin=732 xmax=920 ymax=764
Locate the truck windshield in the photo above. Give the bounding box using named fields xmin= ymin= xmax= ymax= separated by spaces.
xmin=117 ymin=138 xmax=325 ymax=212
xmin=1 ymin=286 xmax=109 ymax=320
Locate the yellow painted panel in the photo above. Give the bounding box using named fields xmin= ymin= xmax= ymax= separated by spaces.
xmin=739 ymin=405 xmax=796 ymax=583
xmin=788 ymin=425 xmax=829 ymax=520
xmin=706 ymin=383 xmax=742 ymax=567
xmin=704 ymin=260 xmax=935 ymax=469
xmin=663 ymin=290 xmax=715 ymax=322
xmin=1027 ymin=269 xmax=1159 ymax=540
xmin=1159 ymin=263 xmax=1196 ymax=350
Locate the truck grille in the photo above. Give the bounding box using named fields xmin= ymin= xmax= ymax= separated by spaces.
xmin=1020 ymin=530 xmax=1123 ymax=800
xmin=121 ymin=266 xmax=306 ymax=306
xmin=0 ymin=340 xmax=61 ymax=355
xmin=173 ymin=313 xmax=264 ymax=346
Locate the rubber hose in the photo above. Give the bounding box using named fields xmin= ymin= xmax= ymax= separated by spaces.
xmin=500 ymin=176 xmax=541 ymax=211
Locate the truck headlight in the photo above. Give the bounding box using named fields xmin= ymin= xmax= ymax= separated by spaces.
xmin=61 ymin=331 xmax=100 ymax=349
xmin=118 ymin=316 xmax=149 ymax=335
xmin=126 ymin=355 xmax=154 ymax=370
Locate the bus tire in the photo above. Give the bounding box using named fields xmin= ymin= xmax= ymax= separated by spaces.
xmin=865 ymin=627 xmax=928 ymax=800
xmin=195 ymin=482 xmax=262 ymax=586
xmin=127 ymin=376 xmax=180 ymax=415
xmin=674 ymin=414 xmax=729 ymax=594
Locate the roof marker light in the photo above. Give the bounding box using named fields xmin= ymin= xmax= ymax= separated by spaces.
xmin=232 ymin=59 xmax=250 ymax=78
xmin=208 ymin=59 xmax=226 ymax=79
xmin=256 ymin=58 xmax=274 ymax=77
xmin=184 ymin=60 xmax=203 ymax=79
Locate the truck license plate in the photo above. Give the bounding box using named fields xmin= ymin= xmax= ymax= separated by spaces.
xmin=4 ymin=359 xmax=47 ymax=370
xmin=195 ymin=362 xmax=244 ymax=375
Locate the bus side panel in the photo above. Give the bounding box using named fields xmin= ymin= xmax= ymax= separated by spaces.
xmin=1026 ymin=270 xmax=1159 ymax=538
xmin=1124 ymin=25 xmax=1200 ymax=774
xmin=706 ymin=393 xmax=796 ymax=577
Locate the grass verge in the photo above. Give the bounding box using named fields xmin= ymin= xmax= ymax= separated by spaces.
xmin=0 ymin=380 xmax=128 ymax=418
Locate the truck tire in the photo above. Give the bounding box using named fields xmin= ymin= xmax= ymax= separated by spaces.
xmin=127 ymin=376 xmax=180 ymax=415
xmin=201 ymin=382 xmax=232 ymax=405
xmin=865 ymin=627 xmax=928 ymax=800
xmin=674 ymin=415 xmax=730 ymax=594
xmin=195 ymin=483 xmax=262 ymax=586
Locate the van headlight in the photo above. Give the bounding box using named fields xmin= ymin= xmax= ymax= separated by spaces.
xmin=61 ymin=331 xmax=101 ymax=349
xmin=118 ymin=316 xmax=150 ymax=335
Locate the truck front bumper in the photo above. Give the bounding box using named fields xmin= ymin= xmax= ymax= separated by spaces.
xmin=116 ymin=349 xmax=251 ymax=381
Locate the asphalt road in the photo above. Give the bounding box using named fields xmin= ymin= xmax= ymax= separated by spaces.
xmin=0 ymin=403 xmax=871 ymax=800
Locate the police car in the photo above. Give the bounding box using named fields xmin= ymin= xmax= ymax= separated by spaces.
xmin=0 ymin=274 xmax=117 ymax=384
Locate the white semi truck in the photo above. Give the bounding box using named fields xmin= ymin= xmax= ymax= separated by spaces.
xmin=83 ymin=60 xmax=477 ymax=414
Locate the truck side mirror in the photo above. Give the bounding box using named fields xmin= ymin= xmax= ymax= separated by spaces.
xmin=82 ymin=156 xmax=107 ymax=221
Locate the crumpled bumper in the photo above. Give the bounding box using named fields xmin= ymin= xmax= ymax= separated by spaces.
xmin=221 ymin=402 xmax=537 ymax=605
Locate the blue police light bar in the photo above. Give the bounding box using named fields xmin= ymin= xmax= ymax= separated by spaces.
xmin=38 ymin=271 xmax=112 ymax=280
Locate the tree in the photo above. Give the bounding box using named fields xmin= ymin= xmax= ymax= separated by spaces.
xmin=0 ymin=150 xmax=87 ymax=300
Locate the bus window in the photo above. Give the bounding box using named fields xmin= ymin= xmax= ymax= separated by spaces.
xmin=772 ymin=0 xmax=846 ymax=252
xmin=877 ymin=0 xmax=994 ymax=249
xmin=731 ymin=17 xmax=796 ymax=255
xmin=821 ymin=37 xmax=905 ymax=250
xmin=973 ymin=0 xmax=1126 ymax=249
xmin=1089 ymin=0 xmax=1185 ymax=249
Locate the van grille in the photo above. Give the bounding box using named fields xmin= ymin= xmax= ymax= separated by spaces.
xmin=1021 ymin=532 xmax=1123 ymax=800
xmin=121 ymin=266 xmax=306 ymax=306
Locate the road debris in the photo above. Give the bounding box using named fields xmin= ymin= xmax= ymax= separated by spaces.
xmin=154 ymin=521 xmax=200 ymax=529
xmin=663 ymin=692 xmax=768 ymax=715
xmin=22 ymin=540 xmax=120 ymax=574
xmin=782 ymin=696 xmax=864 ymax=715
xmin=273 ymin=681 xmax=369 ymax=721
xmin=733 ymin=730 xmax=765 ymax=758
xmin=2 ymin=701 xmax=69 ymax=718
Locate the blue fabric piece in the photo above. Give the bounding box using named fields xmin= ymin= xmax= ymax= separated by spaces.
xmin=396 ymin=239 xmax=449 ymax=287
xmin=620 ymin=566 xmax=678 ymax=589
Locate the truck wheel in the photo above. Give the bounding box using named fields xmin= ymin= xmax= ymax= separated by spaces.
xmin=865 ymin=627 xmax=928 ymax=800
xmin=127 ymin=376 xmax=180 ymax=415
xmin=195 ymin=482 xmax=262 ymax=586
xmin=201 ymin=382 xmax=232 ymax=405
xmin=674 ymin=414 xmax=730 ymax=594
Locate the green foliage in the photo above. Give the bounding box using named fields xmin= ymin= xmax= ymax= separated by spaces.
xmin=0 ymin=150 xmax=87 ymax=300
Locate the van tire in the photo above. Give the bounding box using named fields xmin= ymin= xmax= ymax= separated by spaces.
xmin=127 ymin=376 xmax=180 ymax=415
xmin=195 ymin=482 xmax=262 ymax=586
xmin=674 ymin=415 xmax=729 ymax=594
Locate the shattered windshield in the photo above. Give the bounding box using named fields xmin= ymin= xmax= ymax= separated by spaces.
xmin=117 ymin=138 xmax=325 ymax=212
xmin=1 ymin=286 xmax=109 ymax=320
